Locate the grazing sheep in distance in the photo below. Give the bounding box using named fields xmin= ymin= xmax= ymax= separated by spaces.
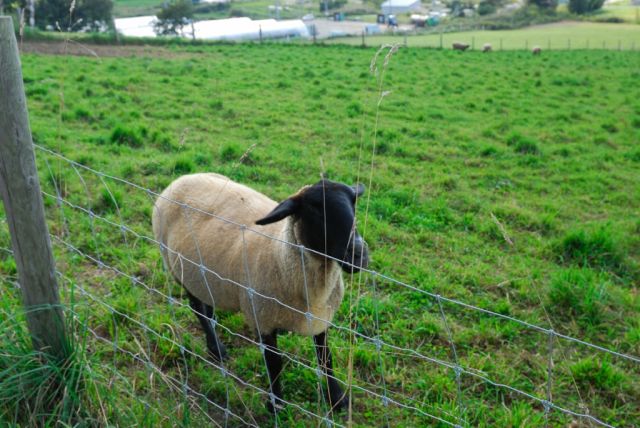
xmin=482 ymin=43 xmax=492 ymax=53
xmin=532 ymin=46 xmax=541 ymax=55
xmin=452 ymin=42 xmax=470 ymax=51
xmin=152 ymin=173 xmax=369 ymax=412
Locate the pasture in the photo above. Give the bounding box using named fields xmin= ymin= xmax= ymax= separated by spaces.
xmin=331 ymin=22 xmax=640 ymax=50
xmin=1 ymin=42 xmax=639 ymax=427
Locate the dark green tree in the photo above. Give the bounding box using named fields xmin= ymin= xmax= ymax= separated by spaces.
xmin=154 ymin=0 xmax=193 ymax=36
xmin=478 ymin=0 xmax=497 ymax=15
xmin=568 ymin=0 xmax=604 ymax=14
xmin=36 ymin=0 xmax=113 ymax=31
xmin=449 ymin=0 xmax=474 ymax=17
xmin=477 ymin=0 xmax=503 ymax=15
xmin=527 ymin=0 xmax=558 ymax=11
xmin=318 ymin=0 xmax=346 ymax=12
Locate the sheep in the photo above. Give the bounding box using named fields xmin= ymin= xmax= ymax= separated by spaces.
xmin=152 ymin=173 xmax=369 ymax=412
xmin=482 ymin=43 xmax=492 ymax=53
xmin=532 ymin=46 xmax=541 ymax=55
xmin=452 ymin=42 xmax=470 ymax=51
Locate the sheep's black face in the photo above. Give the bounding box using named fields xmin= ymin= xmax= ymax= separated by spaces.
xmin=255 ymin=179 xmax=369 ymax=273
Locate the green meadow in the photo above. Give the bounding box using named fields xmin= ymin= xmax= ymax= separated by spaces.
xmin=1 ymin=43 xmax=639 ymax=427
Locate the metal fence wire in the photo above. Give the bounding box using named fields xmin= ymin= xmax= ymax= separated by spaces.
xmin=0 ymin=143 xmax=638 ymax=427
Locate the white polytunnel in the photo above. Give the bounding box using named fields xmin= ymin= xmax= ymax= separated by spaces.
xmin=114 ymin=16 xmax=158 ymax=38
xmin=257 ymin=19 xmax=309 ymax=40
xmin=115 ymin=16 xmax=309 ymax=41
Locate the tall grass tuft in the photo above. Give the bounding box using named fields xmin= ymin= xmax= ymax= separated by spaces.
xmin=110 ymin=125 xmax=143 ymax=148
xmin=547 ymin=267 xmax=609 ymax=327
xmin=0 ymin=293 xmax=91 ymax=425
xmin=555 ymin=225 xmax=627 ymax=276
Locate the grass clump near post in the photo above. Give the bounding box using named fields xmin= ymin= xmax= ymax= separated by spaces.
xmin=0 ymin=294 xmax=88 ymax=425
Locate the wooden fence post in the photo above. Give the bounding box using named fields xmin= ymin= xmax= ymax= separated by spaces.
xmin=0 ymin=16 xmax=68 ymax=360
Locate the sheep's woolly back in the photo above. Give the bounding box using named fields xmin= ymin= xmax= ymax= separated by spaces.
xmin=152 ymin=173 xmax=345 ymax=336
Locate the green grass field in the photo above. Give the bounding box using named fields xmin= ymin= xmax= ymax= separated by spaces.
xmin=1 ymin=43 xmax=639 ymax=427
xmin=331 ymin=22 xmax=640 ymax=50
xmin=113 ymin=0 xmax=165 ymax=17
xmin=588 ymin=0 xmax=640 ymax=24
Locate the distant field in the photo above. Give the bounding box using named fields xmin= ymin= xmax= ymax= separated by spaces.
xmin=113 ymin=0 xmax=316 ymax=19
xmin=596 ymin=4 xmax=640 ymax=23
xmin=329 ymin=22 xmax=640 ymax=50
xmin=113 ymin=0 xmax=163 ymax=17
xmin=1 ymin=43 xmax=639 ymax=426
xmin=589 ymin=0 xmax=640 ymax=24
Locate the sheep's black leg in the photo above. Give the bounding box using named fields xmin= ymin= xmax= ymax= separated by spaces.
xmin=262 ymin=331 xmax=285 ymax=413
xmin=314 ymin=330 xmax=349 ymax=412
xmin=186 ymin=291 xmax=227 ymax=361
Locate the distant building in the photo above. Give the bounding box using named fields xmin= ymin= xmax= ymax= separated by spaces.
xmin=381 ymin=0 xmax=422 ymax=15
xmin=114 ymin=16 xmax=309 ymax=41
xmin=114 ymin=16 xmax=158 ymax=38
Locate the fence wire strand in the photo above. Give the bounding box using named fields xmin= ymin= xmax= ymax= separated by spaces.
xmin=33 ymin=187 xmax=626 ymax=428
xmin=0 ymin=144 xmax=637 ymax=427
xmin=33 ymin=143 xmax=640 ymax=366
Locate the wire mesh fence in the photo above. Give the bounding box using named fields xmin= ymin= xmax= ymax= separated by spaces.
xmin=323 ymin=24 xmax=640 ymax=51
xmin=0 ymin=143 xmax=638 ymax=426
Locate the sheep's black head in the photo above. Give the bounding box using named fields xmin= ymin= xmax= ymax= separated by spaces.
xmin=255 ymin=179 xmax=369 ymax=274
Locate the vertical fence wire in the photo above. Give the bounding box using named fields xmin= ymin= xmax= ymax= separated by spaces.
xmin=437 ymin=295 xmax=465 ymax=427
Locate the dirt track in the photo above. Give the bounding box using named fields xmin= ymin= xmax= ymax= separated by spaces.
xmin=19 ymin=40 xmax=189 ymax=58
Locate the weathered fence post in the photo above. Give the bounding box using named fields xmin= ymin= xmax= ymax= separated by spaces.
xmin=0 ymin=16 xmax=68 ymax=360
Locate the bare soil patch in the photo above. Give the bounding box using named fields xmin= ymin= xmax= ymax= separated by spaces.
xmin=19 ymin=40 xmax=190 ymax=59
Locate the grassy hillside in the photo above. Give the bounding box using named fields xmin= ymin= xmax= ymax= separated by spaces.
xmin=331 ymin=22 xmax=640 ymax=49
xmin=1 ymin=43 xmax=639 ymax=426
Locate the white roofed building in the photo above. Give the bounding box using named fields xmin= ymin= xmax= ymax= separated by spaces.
xmin=381 ymin=0 xmax=423 ymax=14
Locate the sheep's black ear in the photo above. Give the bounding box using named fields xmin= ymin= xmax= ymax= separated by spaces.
xmin=255 ymin=198 xmax=298 ymax=225
xmin=352 ymin=184 xmax=365 ymax=198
